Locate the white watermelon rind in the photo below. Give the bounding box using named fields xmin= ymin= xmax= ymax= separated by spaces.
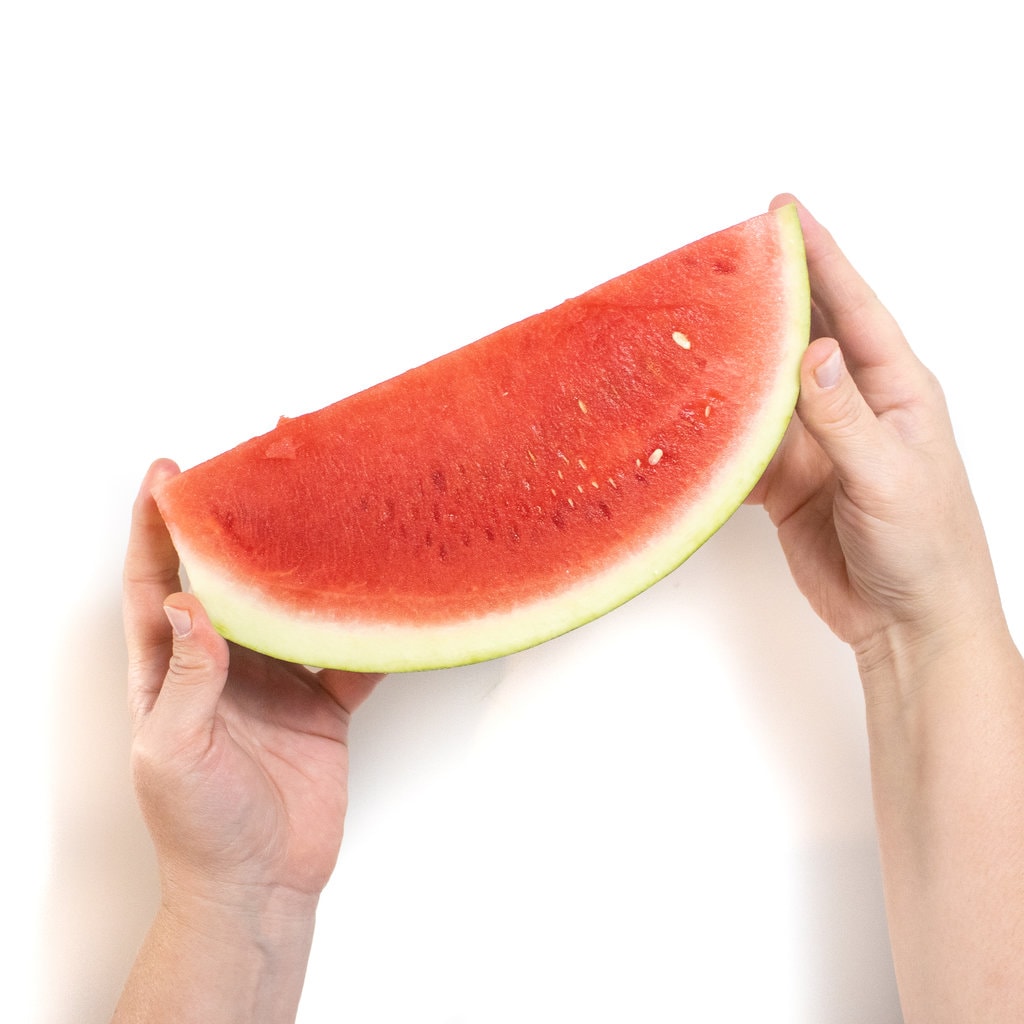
xmin=167 ymin=206 xmax=809 ymax=672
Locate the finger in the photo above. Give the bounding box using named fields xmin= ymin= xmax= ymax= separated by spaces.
xmin=124 ymin=459 xmax=185 ymax=723
xmin=810 ymin=296 xmax=831 ymax=346
xmin=796 ymin=337 xmax=891 ymax=492
xmin=149 ymin=593 xmax=231 ymax=737
xmin=317 ymin=669 xmax=386 ymax=716
xmin=770 ymin=194 xmax=919 ymax=387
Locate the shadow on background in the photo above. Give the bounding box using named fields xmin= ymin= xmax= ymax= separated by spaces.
xmin=37 ymin=507 xmax=901 ymax=1024
xmin=36 ymin=581 xmax=508 ymax=1024
xmin=37 ymin=583 xmax=158 ymax=1024
xmin=695 ymin=506 xmax=901 ymax=1022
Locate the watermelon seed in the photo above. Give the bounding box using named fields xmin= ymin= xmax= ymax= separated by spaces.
xmin=577 ymin=458 xmax=588 ymax=470
xmin=608 ymin=478 xmax=617 ymax=489
xmin=704 ymin=405 xmax=711 ymax=417
xmin=591 ymin=481 xmax=600 ymax=489
xmin=577 ymin=484 xmax=584 ymax=493
xmin=567 ymin=498 xmax=575 ymax=508
xmin=648 ymin=448 xmax=664 ymax=466
xmin=672 ymin=331 xmax=691 ymax=350
xmin=578 ymin=399 xmax=588 ymax=414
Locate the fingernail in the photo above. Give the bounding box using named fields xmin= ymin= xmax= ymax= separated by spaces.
xmin=814 ymin=347 xmax=843 ymax=389
xmin=164 ymin=603 xmax=193 ymax=638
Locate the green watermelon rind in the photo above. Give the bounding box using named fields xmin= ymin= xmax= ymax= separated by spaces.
xmin=165 ymin=206 xmax=809 ymax=672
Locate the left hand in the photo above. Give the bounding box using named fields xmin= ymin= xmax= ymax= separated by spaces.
xmin=123 ymin=458 xmax=384 ymax=912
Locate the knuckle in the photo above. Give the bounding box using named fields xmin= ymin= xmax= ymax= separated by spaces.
xmin=826 ymin=376 xmax=869 ymax=436
xmin=167 ymin=643 xmax=211 ymax=679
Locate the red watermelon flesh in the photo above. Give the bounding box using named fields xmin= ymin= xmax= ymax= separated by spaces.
xmin=154 ymin=206 xmax=809 ymax=671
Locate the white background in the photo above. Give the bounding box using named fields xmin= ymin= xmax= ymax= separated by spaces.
xmin=4 ymin=1 xmax=1021 ymax=1021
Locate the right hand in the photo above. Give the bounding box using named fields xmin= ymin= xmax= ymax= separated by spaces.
xmin=746 ymin=196 xmax=1006 ymax=671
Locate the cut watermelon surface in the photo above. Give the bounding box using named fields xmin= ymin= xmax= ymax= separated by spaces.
xmin=155 ymin=206 xmax=809 ymax=671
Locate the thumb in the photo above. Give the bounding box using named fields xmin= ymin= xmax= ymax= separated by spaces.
xmin=153 ymin=594 xmax=231 ymax=736
xmin=797 ymin=337 xmax=888 ymax=489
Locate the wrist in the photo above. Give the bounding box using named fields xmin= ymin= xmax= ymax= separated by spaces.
xmin=853 ymin=593 xmax=1014 ymax=711
xmin=113 ymin=879 xmax=319 ymax=1024
xmin=158 ymin=870 xmax=320 ymax=955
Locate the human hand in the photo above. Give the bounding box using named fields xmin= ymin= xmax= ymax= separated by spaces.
xmin=747 ymin=196 xmax=1005 ymax=674
xmin=123 ymin=458 xmax=384 ymax=914
xmin=748 ymin=199 xmax=1024 ymax=1023
xmin=115 ymin=458 xmax=384 ymax=1021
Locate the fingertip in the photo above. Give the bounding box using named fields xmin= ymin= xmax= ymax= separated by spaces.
xmin=163 ymin=601 xmax=193 ymax=639
xmin=769 ymin=192 xmax=799 ymax=211
xmin=132 ymin=459 xmax=180 ymax=519
xmin=804 ymin=337 xmax=844 ymax=391
xmin=149 ymin=456 xmax=181 ymax=476
xmin=770 ymin=193 xmax=827 ymax=240
xmin=145 ymin=458 xmax=181 ymax=498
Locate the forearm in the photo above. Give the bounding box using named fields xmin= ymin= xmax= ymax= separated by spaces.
xmin=112 ymin=886 xmax=318 ymax=1024
xmin=858 ymin=617 xmax=1024 ymax=1024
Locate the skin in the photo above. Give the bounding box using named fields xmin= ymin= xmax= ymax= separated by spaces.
xmin=115 ymin=459 xmax=382 ymax=1023
xmin=114 ymin=196 xmax=1024 ymax=1022
xmin=747 ymin=195 xmax=1024 ymax=1022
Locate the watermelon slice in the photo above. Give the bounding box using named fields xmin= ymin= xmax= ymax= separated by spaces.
xmin=155 ymin=206 xmax=809 ymax=671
